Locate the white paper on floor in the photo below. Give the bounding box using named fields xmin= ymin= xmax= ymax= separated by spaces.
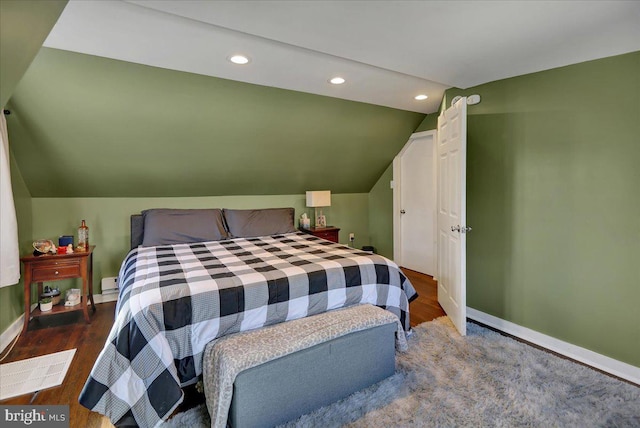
xmin=0 ymin=348 xmax=76 ymax=400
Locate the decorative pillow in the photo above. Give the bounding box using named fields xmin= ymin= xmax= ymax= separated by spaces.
xmin=223 ymin=208 xmax=296 ymax=238
xmin=141 ymin=208 xmax=228 ymax=246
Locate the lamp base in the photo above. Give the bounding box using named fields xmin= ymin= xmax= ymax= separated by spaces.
xmin=315 ymin=208 xmax=327 ymax=228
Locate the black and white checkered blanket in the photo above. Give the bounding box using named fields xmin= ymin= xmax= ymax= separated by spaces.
xmin=79 ymin=233 xmax=417 ymax=427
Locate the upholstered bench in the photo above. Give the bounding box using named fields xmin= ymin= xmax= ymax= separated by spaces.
xmin=202 ymin=304 xmax=405 ymax=428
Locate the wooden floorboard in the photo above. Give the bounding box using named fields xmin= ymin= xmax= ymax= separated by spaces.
xmin=0 ymin=270 xmax=442 ymax=427
xmin=0 ymin=302 xmax=116 ymax=428
xmin=402 ymin=267 xmax=446 ymax=327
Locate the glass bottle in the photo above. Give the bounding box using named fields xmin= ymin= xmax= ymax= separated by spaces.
xmin=78 ymin=219 xmax=89 ymax=251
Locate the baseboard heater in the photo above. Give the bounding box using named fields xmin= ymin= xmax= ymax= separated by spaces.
xmin=101 ymin=277 xmax=119 ymax=297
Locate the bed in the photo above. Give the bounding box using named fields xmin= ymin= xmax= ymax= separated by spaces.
xmin=79 ymin=207 xmax=417 ymax=427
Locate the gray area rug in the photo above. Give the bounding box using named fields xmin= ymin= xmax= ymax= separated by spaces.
xmin=163 ymin=317 xmax=640 ymax=427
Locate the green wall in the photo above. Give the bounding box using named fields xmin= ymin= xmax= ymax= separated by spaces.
xmin=28 ymin=194 xmax=370 ymax=297
xmin=0 ymin=0 xmax=67 ymax=108
xmin=1 ymin=189 xmax=370 ymax=334
xmin=7 ymin=48 xmax=424 ymax=198
xmin=0 ymin=0 xmax=67 ymax=334
xmin=2 ymin=1 xmax=637 ymax=369
xmin=365 ymin=52 xmax=639 ymax=367
xmin=368 ymin=163 xmax=394 ymax=258
xmin=449 ymin=52 xmax=639 ymax=366
xmin=1 ymin=8 xmax=421 ymax=339
xmin=414 ymin=114 xmax=438 ymax=132
xmin=1 ymin=14 xmax=420 ymax=341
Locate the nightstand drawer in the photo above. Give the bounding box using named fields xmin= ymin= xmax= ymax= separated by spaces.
xmin=315 ymin=231 xmax=338 ymax=242
xmin=300 ymin=227 xmax=340 ymax=243
xmin=32 ymin=263 xmax=81 ymax=281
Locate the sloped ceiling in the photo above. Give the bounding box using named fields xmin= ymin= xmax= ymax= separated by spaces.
xmin=42 ymin=1 xmax=640 ymax=114
xmin=7 ymin=48 xmax=424 ymax=197
xmin=4 ymin=0 xmax=640 ymax=198
xmin=0 ymin=0 xmax=67 ymax=108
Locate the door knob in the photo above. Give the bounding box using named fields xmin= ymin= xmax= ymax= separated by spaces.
xmin=451 ymin=225 xmax=460 ymax=232
xmin=400 ymin=210 xmax=406 ymax=214
xmin=461 ymin=226 xmax=473 ymax=233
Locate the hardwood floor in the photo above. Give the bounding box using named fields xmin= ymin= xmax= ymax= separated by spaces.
xmin=0 ymin=302 xmax=116 ymax=428
xmin=402 ymin=267 xmax=446 ymax=327
xmin=0 ymin=270 xmax=443 ymax=427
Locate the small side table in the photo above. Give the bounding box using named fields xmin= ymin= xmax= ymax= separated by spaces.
xmin=299 ymin=226 xmax=340 ymax=243
xmin=21 ymin=246 xmax=96 ymax=334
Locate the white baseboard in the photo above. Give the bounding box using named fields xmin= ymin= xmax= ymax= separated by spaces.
xmin=0 ymin=304 xmax=37 ymax=354
xmin=467 ymin=307 xmax=640 ymax=385
xmin=0 ymin=314 xmax=24 ymax=354
xmin=93 ymin=292 xmax=119 ymax=304
xmin=1 ymin=294 xmax=119 ymax=354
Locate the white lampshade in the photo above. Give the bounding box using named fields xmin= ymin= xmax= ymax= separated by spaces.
xmin=306 ymin=190 xmax=331 ymax=207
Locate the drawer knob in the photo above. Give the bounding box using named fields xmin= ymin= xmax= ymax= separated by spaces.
xmin=54 ymin=271 xmax=59 ymax=275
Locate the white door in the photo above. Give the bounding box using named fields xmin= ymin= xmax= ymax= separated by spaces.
xmin=437 ymin=97 xmax=468 ymax=336
xmin=393 ymin=131 xmax=436 ymax=275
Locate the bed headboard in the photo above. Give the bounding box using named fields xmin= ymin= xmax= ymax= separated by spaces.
xmin=130 ymin=214 xmax=144 ymax=250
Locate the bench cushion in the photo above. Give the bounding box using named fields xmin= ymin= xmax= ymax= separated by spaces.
xmin=203 ymin=304 xmax=405 ymax=428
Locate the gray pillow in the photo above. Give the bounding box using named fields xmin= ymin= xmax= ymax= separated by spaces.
xmin=141 ymin=208 xmax=228 ymax=246
xmin=223 ymin=208 xmax=296 ymax=238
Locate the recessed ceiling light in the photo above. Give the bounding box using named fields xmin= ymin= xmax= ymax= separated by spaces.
xmin=329 ymin=77 xmax=346 ymax=85
xmin=229 ymin=55 xmax=250 ymax=65
xmin=414 ymin=94 xmax=428 ymax=100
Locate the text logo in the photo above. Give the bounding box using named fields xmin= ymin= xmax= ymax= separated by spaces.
xmin=0 ymin=406 xmax=69 ymax=427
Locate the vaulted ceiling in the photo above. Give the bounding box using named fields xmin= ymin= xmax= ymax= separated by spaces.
xmin=3 ymin=0 xmax=639 ymax=198
xmin=8 ymin=47 xmax=424 ymax=197
xmin=42 ymin=0 xmax=640 ymax=114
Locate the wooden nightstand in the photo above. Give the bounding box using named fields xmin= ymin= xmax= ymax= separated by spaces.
xmin=21 ymin=246 xmax=96 ymax=334
xmin=299 ymin=226 xmax=341 ymax=243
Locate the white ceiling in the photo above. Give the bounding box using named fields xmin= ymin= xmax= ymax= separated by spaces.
xmin=43 ymin=0 xmax=640 ymax=114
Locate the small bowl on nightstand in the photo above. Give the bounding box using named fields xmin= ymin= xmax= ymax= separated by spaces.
xmin=33 ymin=239 xmax=55 ymax=254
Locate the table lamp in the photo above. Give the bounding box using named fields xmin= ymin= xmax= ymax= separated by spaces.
xmin=306 ymin=190 xmax=331 ymax=228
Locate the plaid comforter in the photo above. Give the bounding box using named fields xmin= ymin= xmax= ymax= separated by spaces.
xmin=79 ymin=232 xmax=417 ymax=427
